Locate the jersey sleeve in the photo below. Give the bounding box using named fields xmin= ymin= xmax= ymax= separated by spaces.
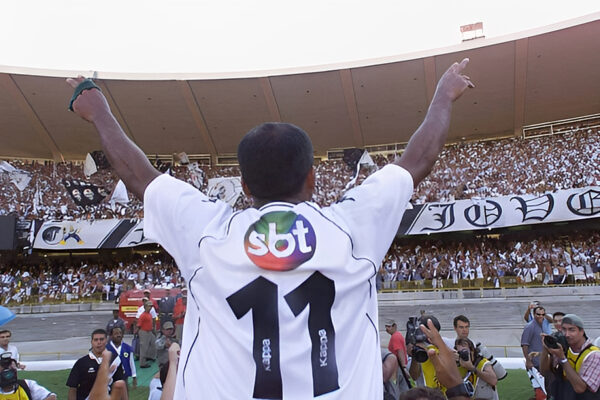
xmin=25 ymin=379 xmax=52 ymax=400
xmin=327 ymin=164 xmax=413 ymax=263
xmin=65 ymin=359 xmax=82 ymax=388
xmin=144 ymin=174 xmax=232 ymax=278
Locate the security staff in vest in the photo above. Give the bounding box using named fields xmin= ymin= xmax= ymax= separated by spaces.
xmin=0 ymin=353 xmax=56 ymax=400
xmin=543 ymin=314 xmax=600 ymax=399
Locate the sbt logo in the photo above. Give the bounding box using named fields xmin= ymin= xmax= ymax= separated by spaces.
xmin=244 ymin=211 xmax=316 ymax=271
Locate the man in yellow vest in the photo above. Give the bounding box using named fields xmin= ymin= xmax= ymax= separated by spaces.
xmin=545 ymin=314 xmax=600 ymax=399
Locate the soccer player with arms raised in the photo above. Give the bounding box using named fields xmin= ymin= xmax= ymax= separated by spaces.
xmin=67 ymin=58 xmax=473 ymax=399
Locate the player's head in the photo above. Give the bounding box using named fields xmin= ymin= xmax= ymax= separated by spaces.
xmin=238 ymin=122 xmax=314 ymax=202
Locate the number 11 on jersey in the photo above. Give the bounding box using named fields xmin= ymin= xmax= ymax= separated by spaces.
xmin=227 ymin=271 xmax=340 ymax=399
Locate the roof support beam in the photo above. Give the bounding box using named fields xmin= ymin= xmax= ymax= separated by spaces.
xmin=96 ymin=81 xmax=138 ymax=144
xmin=176 ymin=81 xmax=218 ymax=159
xmin=513 ymin=38 xmax=529 ymax=137
xmin=0 ymin=74 xmax=63 ymax=161
xmin=339 ymin=69 xmax=363 ymax=148
xmin=260 ymin=78 xmax=281 ymax=122
xmin=423 ymin=56 xmax=437 ymax=105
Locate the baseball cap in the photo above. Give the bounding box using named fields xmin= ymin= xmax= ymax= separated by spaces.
xmin=384 ymin=319 xmax=396 ymax=326
xmin=162 ymin=321 xmax=174 ymax=330
xmin=562 ymin=314 xmax=584 ymax=329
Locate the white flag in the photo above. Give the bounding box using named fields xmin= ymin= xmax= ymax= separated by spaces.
xmin=188 ymin=163 xmax=205 ymax=189
xmin=207 ymin=177 xmax=242 ymax=207
xmin=345 ymin=150 xmax=377 ymax=190
xmin=358 ymin=150 xmax=376 ymax=167
xmin=83 ymin=153 xmax=97 ymax=177
xmin=9 ymin=171 xmax=31 ymax=191
xmin=0 ymin=161 xmax=16 ymax=173
xmin=110 ymin=180 xmax=129 ymax=205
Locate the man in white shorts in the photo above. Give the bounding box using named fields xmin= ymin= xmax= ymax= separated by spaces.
xmin=67 ymin=59 xmax=473 ymax=399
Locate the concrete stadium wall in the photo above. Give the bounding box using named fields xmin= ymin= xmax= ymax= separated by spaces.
xmin=378 ymin=285 xmax=598 ymax=303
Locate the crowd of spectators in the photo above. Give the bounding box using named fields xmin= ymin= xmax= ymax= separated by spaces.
xmin=379 ymin=231 xmax=600 ymax=288
xmin=0 ymin=228 xmax=596 ymax=306
xmin=0 ymin=253 xmax=182 ymax=305
xmin=0 ymin=126 xmax=598 ymax=305
xmin=1 ymin=126 xmax=599 ymax=220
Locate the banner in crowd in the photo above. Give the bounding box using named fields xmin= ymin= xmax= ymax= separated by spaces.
xmin=63 ymin=179 xmax=107 ymax=208
xmin=207 ymin=177 xmax=242 ymax=207
xmin=398 ymin=186 xmax=600 ymax=236
xmin=33 ymin=219 xmax=152 ymax=250
xmin=32 ymin=186 xmax=600 ymax=249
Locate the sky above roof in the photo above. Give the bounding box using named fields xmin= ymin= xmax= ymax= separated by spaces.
xmin=2 ymin=0 xmax=599 ymax=74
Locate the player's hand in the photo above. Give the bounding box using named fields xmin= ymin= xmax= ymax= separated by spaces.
xmin=132 ymin=377 xmax=138 ymax=389
xmin=435 ymin=58 xmax=474 ymax=103
xmin=66 ymin=76 xmax=110 ymax=123
xmin=168 ymin=341 xmax=180 ymax=363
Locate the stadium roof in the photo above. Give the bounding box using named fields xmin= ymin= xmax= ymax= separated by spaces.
xmin=1 ymin=13 xmax=599 ymax=161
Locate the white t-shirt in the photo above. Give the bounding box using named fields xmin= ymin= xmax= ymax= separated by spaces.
xmin=144 ymin=164 xmax=413 ymax=400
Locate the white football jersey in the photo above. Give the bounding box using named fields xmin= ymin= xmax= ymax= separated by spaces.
xmin=144 ymin=164 xmax=413 ymax=399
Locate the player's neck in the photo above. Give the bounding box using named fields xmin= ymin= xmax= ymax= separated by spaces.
xmin=252 ymin=195 xmax=308 ymax=208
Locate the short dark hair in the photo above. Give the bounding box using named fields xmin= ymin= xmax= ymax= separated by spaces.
xmin=453 ymin=315 xmax=470 ymax=328
xmin=0 ymin=330 xmax=11 ymax=336
xmin=534 ymin=306 xmax=545 ymax=315
xmin=91 ymin=329 xmax=107 ymax=339
xmin=111 ymin=327 xmax=123 ymax=335
xmin=553 ymin=311 xmax=566 ymax=319
xmin=237 ymin=122 xmax=314 ymax=200
xmin=399 ymin=387 xmax=445 ymax=400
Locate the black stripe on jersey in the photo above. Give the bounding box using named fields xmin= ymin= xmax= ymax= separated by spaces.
xmin=225 ymin=210 xmax=245 ymax=236
xmin=196 ymin=211 xmax=244 ymax=248
xmin=182 ymin=265 xmax=204 ymax=391
xmin=304 ymin=203 xmax=378 ymax=282
xmin=365 ymin=312 xmax=378 ymax=339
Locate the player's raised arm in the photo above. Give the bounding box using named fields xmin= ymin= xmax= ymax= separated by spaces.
xmin=67 ymin=76 xmax=160 ymax=200
xmin=396 ymin=58 xmax=474 ymax=187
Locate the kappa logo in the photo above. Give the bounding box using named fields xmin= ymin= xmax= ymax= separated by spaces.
xmin=244 ymin=211 xmax=316 ymax=271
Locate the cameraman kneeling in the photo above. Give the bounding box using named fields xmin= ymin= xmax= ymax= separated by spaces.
xmin=0 ymin=352 xmax=56 ymax=400
xmin=455 ymin=338 xmax=498 ymax=400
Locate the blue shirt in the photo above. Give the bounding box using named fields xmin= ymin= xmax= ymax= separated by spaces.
xmin=526 ymin=311 xmax=552 ymax=334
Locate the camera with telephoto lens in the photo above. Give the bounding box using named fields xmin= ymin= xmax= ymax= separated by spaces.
xmin=544 ymin=331 xmax=568 ymax=353
xmin=0 ymin=353 xmax=17 ymax=389
xmin=458 ymin=349 xmax=471 ymax=362
xmin=406 ymin=316 xmax=430 ymax=363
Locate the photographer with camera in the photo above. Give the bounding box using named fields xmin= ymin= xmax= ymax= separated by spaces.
xmin=453 ymin=315 xmax=506 ymax=382
xmin=541 ymin=314 xmax=600 ymax=399
xmin=0 ymin=352 xmax=55 ymax=400
xmin=400 ymin=319 xmax=474 ymax=400
xmin=406 ymin=315 xmax=456 ymax=394
xmin=455 ymin=338 xmax=498 ymax=400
